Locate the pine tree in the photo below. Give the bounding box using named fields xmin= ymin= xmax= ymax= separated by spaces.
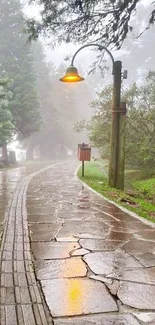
xmin=0 ymin=0 xmax=41 ymax=144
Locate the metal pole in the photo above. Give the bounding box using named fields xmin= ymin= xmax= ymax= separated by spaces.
xmin=108 ymin=61 xmax=122 ymax=188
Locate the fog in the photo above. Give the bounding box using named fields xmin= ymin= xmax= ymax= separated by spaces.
xmin=0 ymin=0 xmax=155 ymax=164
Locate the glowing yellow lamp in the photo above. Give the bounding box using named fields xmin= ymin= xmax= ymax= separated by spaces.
xmin=60 ymin=66 xmax=84 ymax=82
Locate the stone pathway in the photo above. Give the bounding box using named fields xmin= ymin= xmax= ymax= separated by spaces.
xmin=0 ymin=163 xmax=60 ymax=324
xmin=26 ymin=161 xmax=155 ymax=325
xmin=1 ymin=161 xmax=155 ymax=324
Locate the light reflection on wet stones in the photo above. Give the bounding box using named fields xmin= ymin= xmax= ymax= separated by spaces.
xmin=122 ymin=238 xmax=155 ymax=254
xmin=84 ymin=251 xmax=142 ymax=275
xmin=105 ymin=230 xmax=133 ymax=241
xmin=31 ymin=242 xmax=80 ymax=259
xmin=56 ymin=220 xmax=109 ymax=239
xmin=109 ymin=266 xmax=155 ymax=285
xmin=80 ymin=239 xmax=123 ymax=251
xmin=135 ymin=229 xmax=155 ymax=241
xmin=35 ymin=257 xmax=87 ymax=279
xmin=41 ymin=278 xmax=118 ymax=317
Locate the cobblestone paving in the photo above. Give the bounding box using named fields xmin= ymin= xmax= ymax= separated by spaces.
xmin=26 ymin=161 xmax=155 ymax=325
xmin=1 ymin=161 xmax=155 ymax=324
xmin=0 ymin=163 xmax=60 ymax=325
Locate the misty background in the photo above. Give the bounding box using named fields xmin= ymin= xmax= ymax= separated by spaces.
xmin=0 ymin=0 xmax=154 ymax=162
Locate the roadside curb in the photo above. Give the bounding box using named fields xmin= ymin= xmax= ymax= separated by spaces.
xmin=75 ymin=164 xmax=155 ymax=228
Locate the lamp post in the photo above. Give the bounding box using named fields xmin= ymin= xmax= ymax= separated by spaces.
xmin=60 ymin=43 xmax=127 ymax=190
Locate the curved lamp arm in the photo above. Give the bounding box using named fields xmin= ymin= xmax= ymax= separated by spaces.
xmin=71 ymin=43 xmax=115 ymax=74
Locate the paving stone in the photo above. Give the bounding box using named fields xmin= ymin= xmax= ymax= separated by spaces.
xmin=84 ymin=251 xmax=141 ymax=275
xmin=109 ymin=266 xmax=155 ymax=284
xmin=32 ymin=242 xmax=80 ymax=259
xmin=28 ymin=214 xmax=57 ymax=223
xmin=94 ymin=212 xmax=119 ymax=221
xmin=136 ymin=229 xmax=155 ymax=241
xmin=106 ymin=230 xmax=133 ymax=241
xmin=133 ymin=312 xmax=155 ymax=323
xmin=118 ymin=281 xmax=155 ymax=309
xmin=1 ymin=287 xmax=16 ymax=304
xmin=22 ymin=305 xmax=36 ymax=325
xmin=35 ymin=257 xmax=87 ymax=279
xmin=57 ymin=211 xmax=94 ymax=220
xmin=5 ymin=305 xmax=17 ymax=325
xmin=28 ymin=206 xmax=56 ymax=215
xmin=41 ymin=278 xmax=118 ymax=317
xmin=71 ymin=248 xmax=90 ymax=256
xmin=107 ymin=279 xmax=120 ymax=295
xmin=80 ymin=239 xmax=123 ymax=251
xmin=57 ymin=220 xmax=109 ymax=239
xmin=134 ymin=252 xmax=155 ymax=267
xmin=29 ymin=223 xmax=61 ymax=241
xmin=122 ymin=238 xmax=155 ymax=254
xmin=54 ymin=314 xmax=140 ymax=325
xmin=1 ymin=273 xmax=14 ymax=287
xmin=56 ymin=237 xmax=78 ymax=242
xmin=15 ymin=286 xmax=31 ymax=303
xmin=1 ymin=260 xmax=13 ymax=273
xmin=89 ymin=275 xmax=113 ymax=285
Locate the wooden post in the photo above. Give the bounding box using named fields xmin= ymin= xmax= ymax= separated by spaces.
xmin=108 ymin=61 xmax=122 ymax=188
xmin=116 ymin=102 xmax=127 ymax=190
xmin=82 ymin=160 xmax=84 ymax=177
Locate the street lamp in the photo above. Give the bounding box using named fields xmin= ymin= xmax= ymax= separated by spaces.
xmin=60 ymin=43 xmax=127 ymax=190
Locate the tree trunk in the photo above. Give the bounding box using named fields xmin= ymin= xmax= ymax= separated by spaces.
xmin=2 ymin=142 xmax=9 ymax=166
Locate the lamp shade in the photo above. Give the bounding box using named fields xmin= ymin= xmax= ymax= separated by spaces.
xmin=60 ymin=66 xmax=84 ymax=82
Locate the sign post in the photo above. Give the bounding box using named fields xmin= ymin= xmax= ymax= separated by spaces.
xmin=78 ymin=143 xmax=91 ymax=177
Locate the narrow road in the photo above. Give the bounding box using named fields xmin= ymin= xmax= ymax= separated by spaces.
xmin=1 ymin=161 xmax=155 ymax=324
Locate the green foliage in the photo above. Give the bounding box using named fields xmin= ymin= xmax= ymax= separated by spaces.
xmin=133 ymin=178 xmax=155 ymax=197
xmin=0 ymin=0 xmax=41 ymax=141
xmin=78 ymin=161 xmax=155 ymax=223
xmin=0 ymin=80 xmax=14 ymax=147
xmin=26 ymin=0 xmax=155 ymax=50
xmin=76 ymin=72 xmax=155 ymax=171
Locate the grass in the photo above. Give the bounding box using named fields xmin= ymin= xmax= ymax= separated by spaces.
xmin=77 ymin=161 xmax=155 ymax=223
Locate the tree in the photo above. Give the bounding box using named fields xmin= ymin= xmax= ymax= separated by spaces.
xmin=75 ymin=72 xmax=155 ymax=172
xmin=0 ymin=79 xmax=14 ymax=147
xmin=0 ymin=0 xmax=41 ymax=144
xmin=27 ymin=0 xmax=155 ymax=49
xmin=0 ymin=79 xmax=14 ymax=164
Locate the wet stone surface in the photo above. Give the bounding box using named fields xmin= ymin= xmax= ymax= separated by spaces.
xmin=110 ymin=266 xmax=155 ymax=285
xmin=56 ymin=220 xmax=109 ymax=239
xmin=84 ymin=251 xmax=142 ymax=275
xmin=41 ymin=278 xmax=118 ymax=317
xmin=35 ymin=258 xmax=87 ymax=279
xmin=7 ymin=159 xmax=153 ymax=323
xmin=71 ymin=248 xmax=90 ymax=256
xmin=80 ymin=239 xmax=123 ymax=251
xmin=133 ymin=312 xmax=155 ymax=324
xmin=134 ymin=252 xmax=155 ymax=267
xmin=29 ymin=223 xmax=61 ymax=241
xmin=122 ymin=238 xmax=155 ymax=254
xmin=54 ymin=314 xmax=140 ymax=325
xmin=32 ymin=242 xmax=80 ymax=259
xmin=118 ymin=281 xmax=155 ymax=310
